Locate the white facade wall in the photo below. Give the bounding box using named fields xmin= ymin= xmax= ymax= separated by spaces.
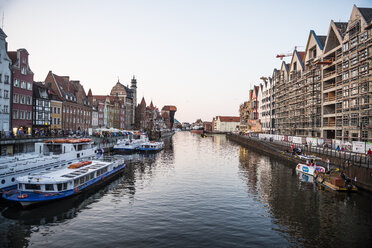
xmin=0 ymin=29 xmax=11 ymax=135
xmin=216 ymin=120 xmax=240 ymax=132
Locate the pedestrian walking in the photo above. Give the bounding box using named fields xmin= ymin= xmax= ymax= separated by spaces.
xmin=326 ymin=159 xmax=330 ymax=172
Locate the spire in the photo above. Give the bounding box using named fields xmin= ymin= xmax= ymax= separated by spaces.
xmin=87 ymin=88 xmax=92 ymax=97
xmin=140 ymin=97 xmax=146 ymax=106
xmin=131 ymin=75 xmax=137 ymax=89
xmin=149 ymin=101 xmax=154 ymax=109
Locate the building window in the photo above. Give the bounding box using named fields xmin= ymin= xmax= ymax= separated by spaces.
xmin=54 ymin=118 xmax=56 ymax=124
xmin=360 ymin=31 xmax=367 ymax=42
xmin=58 ymin=108 xmax=60 ymax=114
xmin=343 ymin=72 xmax=349 ymax=80
xmin=350 ymin=68 xmax=358 ymax=78
xmin=58 ymin=118 xmax=60 ymax=125
xmin=20 ymin=81 xmax=26 ymax=89
xmin=13 ymin=110 xmax=18 ymax=119
xmin=21 ymin=67 xmax=27 ymax=75
xmin=360 ymin=63 xmax=369 ymax=75
xmin=4 ymin=90 xmax=8 ymax=99
xmin=14 ymin=78 xmax=19 ymax=87
xmin=350 ymin=53 xmax=358 ymax=65
xmin=54 ymin=107 xmax=56 ymax=114
xmin=342 ymin=42 xmax=349 ymax=51
xmin=350 ymin=37 xmax=358 ymax=47
xmin=20 ymin=111 xmax=25 ymax=120
xmin=27 ymin=82 xmax=32 ymax=91
xmin=27 ymin=111 xmax=31 ymax=120
xmin=20 ymin=95 xmax=25 ymax=104
xmin=3 ymin=105 xmax=8 ymax=113
xmin=4 ymin=75 xmax=9 ymax=84
xmin=26 ymin=96 xmax=32 ymax=105
xmin=13 ymin=94 xmax=19 ymax=103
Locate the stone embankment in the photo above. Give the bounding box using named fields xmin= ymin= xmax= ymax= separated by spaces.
xmin=227 ymin=134 xmax=372 ymax=192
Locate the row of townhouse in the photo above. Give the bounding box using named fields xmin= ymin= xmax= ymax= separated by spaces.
xmin=0 ymin=27 xmax=137 ymax=137
xmin=241 ymin=5 xmax=372 ymax=143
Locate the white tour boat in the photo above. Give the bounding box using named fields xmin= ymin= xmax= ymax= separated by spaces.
xmin=113 ymin=132 xmax=149 ymax=152
xmin=2 ymin=158 xmax=126 ymax=207
xmin=0 ymin=138 xmax=99 ymax=192
xmin=295 ymin=155 xmax=325 ymax=176
xmin=137 ymin=141 xmax=164 ymax=152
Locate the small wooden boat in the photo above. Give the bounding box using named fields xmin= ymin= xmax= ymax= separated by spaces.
xmin=315 ymin=172 xmax=357 ymax=192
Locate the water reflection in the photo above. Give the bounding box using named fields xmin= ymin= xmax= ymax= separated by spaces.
xmin=237 ymin=145 xmax=372 ymax=247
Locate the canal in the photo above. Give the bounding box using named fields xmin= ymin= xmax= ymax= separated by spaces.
xmin=1 ymin=132 xmax=372 ymax=247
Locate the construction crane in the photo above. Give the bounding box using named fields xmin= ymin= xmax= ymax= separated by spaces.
xmin=276 ymin=46 xmax=303 ymax=60
xmin=276 ymin=53 xmax=292 ymax=60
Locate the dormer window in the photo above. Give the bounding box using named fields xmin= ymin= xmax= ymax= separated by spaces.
xmin=21 ymin=67 xmax=27 ymax=75
xmin=22 ymin=58 xmax=26 ymax=64
xmin=293 ymin=62 xmax=297 ymax=71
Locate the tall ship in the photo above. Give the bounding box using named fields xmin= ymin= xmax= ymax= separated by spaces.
xmin=3 ymin=158 xmax=126 ymax=207
xmin=0 ymin=138 xmax=98 ymax=192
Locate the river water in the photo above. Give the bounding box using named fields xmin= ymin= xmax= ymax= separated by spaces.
xmin=1 ymin=132 xmax=372 ymax=248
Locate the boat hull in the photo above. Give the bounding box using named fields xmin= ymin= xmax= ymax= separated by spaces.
xmin=295 ymin=163 xmax=325 ymax=176
xmin=3 ymin=163 xmax=126 ymax=208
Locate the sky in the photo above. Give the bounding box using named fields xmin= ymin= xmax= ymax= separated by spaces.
xmin=0 ymin=0 xmax=371 ymax=123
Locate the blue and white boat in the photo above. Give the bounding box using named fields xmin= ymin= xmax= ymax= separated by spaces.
xmin=295 ymin=155 xmax=325 ymax=176
xmin=137 ymin=141 xmax=164 ymax=152
xmin=113 ymin=132 xmax=149 ymax=152
xmin=2 ymin=158 xmax=125 ymax=207
xmin=0 ymin=138 xmax=99 ymax=193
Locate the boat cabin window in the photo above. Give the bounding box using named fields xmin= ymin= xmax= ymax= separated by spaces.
xmin=79 ymin=177 xmax=85 ymax=185
xmin=45 ymin=184 xmax=54 ymax=191
xmin=78 ymin=145 xmax=83 ymax=151
xmin=18 ymin=183 xmax=23 ymax=190
xmin=63 ymin=183 xmax=68 ymax=190
xmin=45 ymin=144 xmax=62 ymax=155
xmin=74 ymin=179 xmax=79 ymax=187
xmin=90 ymin=173 xmax=94 ymax=180
xmin=25 ymin=184 xmax=41 ymax=190
xmin=57 ymin=183 xmax=62 ymax=191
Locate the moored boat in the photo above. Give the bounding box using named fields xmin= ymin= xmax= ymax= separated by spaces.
xmin=0 ymin=138 xmax=99 ymax=192
xmin=295 ymin=155 xmax=325 ymax=176
xmin=113 ymin=131 xmax=149 ymax=152
xmin=137 ymin=141 xmax=164 ymax=152
xmin=2 ymin=158 xmax=126 ymax=207
xmin=315 ymin=171 xmax=357 ymax=192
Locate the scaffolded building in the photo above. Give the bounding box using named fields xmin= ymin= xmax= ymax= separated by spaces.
xmin=264 ymin=5 xmax=372 ymax=142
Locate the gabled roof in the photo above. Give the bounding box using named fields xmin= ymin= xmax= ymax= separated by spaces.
xmin=289 ymin=50 xmax=305 ymax=71
xmin=323 ymin=20 xmax=346 ymax=54
xmin=334 ymin=22 xmax=348 ymax=38
xmin=358 ymin=7 xmax=372 ymax=23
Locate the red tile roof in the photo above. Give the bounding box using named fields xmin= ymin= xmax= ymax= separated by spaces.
xmin=218 ymin=116 xmax=240 ymax=122
xmin=162 ymin=105 xmax=177 ymax=111
xmin=7 ymin=51 xmax=17 ymax=64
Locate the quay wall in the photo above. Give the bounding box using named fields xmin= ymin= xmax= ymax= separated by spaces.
xmin=227 ymin=134 xmax=372 ymax=192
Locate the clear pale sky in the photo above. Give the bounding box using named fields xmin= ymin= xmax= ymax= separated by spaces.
xmin=1 ymin=0 xmax=370 ymax=123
